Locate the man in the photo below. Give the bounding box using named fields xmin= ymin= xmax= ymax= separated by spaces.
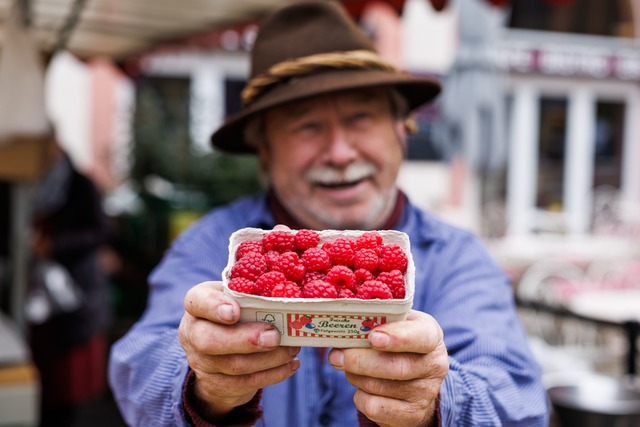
xmin=109 ymin=1 xmax=549 ymax=426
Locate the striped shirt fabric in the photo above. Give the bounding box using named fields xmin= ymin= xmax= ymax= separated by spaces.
xmin=108 ymin=193 xmax=549 ymax=426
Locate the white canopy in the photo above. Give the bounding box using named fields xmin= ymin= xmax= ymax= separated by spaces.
xmin=0 ymin=0 xmax=299 ymax=60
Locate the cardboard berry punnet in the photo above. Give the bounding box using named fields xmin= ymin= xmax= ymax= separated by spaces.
xmin=222 ymin=227 xmax=415 ymax=347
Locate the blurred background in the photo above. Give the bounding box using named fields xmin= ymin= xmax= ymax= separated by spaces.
xmin=1 ymin=0 xmax=639 ymax=426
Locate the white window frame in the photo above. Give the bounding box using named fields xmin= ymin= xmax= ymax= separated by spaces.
xmin=506 ymin=75 xmax=640 ymax=236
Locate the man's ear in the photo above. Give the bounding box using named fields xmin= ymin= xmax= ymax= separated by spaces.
xmin=395 ymin=118 xmax=409 ymax=153
xmin=404 ymin=114 xmax=417 ymax=135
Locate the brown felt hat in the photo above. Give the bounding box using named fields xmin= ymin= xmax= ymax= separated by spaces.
xmin=210 ymin=0 xmax=441 ymax=153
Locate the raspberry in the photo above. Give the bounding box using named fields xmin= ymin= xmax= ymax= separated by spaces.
xmin=356 ymin=231 xmax=383 ymax=250
xmin=228 ymin=229 xmax=410 ymax=300
xmin=264 ymin=250 xmax=281 ymax=270
xmin=354 ymin=268 xmax=374 ymax=285
xmin=302 ymin=279 xmax=337 ymax=298
xmin=230 ymin=252 xmax=267 ymax=281
xmin=235 ymin=240 xmax=264 ymax=260
xmin=338 ymin=288 xmax=356 ymax=298
xmin=356 ymin=280 xmax=393 ymax=300
xmin=271 ymin=281 xmax=303 ymax=298
xmin=376 ymin=270 xmax=405 ymax=299
xmin=325 ymin=238 xmax=355 ymax=267
xmin=294 ymin=229 xmax=320 ymax=251
xmin=228 ymin=277 xmax=255 ymax=294
xmin=326 ymin=265 xmax=357 ymax=292
xmin=353 ymin=248 xmax=379 ymax=271
xmin=255 ymin=271 xmax=287 ymax=296
xmin=301 ymin=271 xmax=326 ymax=286
xmin=271 ymin=251 xmax=306 ymax=282
xmin=378 ymin=244 xmax=408 ymax=272
xmin=262 ymin=231 xmax=295 ymax=253
xmin=301 ymin=247 xmax=331 ymax=273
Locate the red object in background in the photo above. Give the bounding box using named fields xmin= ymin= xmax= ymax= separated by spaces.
xmin=543 ymin=0 xmax=575 ymax=5
xmin=343 ymin=0 xmax=405 ymax=16
xmin=485 ymin=0 xmax=511 ymax=6
xmin=429 ymin=0 xmax=448 ymax=11
xmin=344 ymin=0 xmax=512 ymax=15
xmin=428 ymin=0 xmax=510 ymax=12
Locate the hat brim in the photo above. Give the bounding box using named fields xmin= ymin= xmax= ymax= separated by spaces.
xmin=210 ymin=69 xmax=441 ymax=153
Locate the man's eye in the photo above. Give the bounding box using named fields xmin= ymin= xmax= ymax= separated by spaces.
xmin=353 ymin=112 xmax=372 ymax=121
xmin=297 ymin=123 xmax=321 ymax=133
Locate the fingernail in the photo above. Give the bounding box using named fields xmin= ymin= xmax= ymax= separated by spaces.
xmin=217 ymin=304 xmax=235 ymax=322
xmin=258 ymin=328 xmax=280 ymax=348
xmin=289 ymin=346 xmax=301 ymax=356
xmin=370 ymin=331 xmax=390 ymax=348
xmin=329 ymin=349 xmax=344 ymax=367
xmin=289 ymin=358 xmax=300 ymax=371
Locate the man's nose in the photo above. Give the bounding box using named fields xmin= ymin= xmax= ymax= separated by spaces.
xmin=323 ymin=123 xmax=357 ymax=166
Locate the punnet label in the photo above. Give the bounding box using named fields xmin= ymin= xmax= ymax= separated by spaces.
xmin=253 ymin=311 xmax=387 ymax=339
xmin=286 ymin=313 xmax=386 ymax=339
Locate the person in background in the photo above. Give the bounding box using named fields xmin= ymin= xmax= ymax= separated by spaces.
xmin=29 ymin=131 xmax=111 ymax=427
xmin=109 ymin=1 xmax=549 ymax=426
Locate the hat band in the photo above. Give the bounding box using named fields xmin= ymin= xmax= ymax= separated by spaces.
xmin=241 ymin=49 xmax=398 ymax=106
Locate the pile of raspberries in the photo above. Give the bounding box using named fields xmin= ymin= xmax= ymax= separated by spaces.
xmin=227 ymin=229 xmax=408 ymax=300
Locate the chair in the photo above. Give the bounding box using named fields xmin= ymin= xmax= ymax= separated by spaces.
xmin=516 ymin=260 xmax=614 ymax=374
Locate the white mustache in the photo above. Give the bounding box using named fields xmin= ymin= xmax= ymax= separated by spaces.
xmin=305 ymin=163 xmax=377 ymax=185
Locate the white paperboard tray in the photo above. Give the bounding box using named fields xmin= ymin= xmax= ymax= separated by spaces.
xmin=222 ymin=228 xmax=415 ymax=347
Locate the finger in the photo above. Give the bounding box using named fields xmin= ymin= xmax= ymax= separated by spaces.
xmin=214 ymin=347 xmax=301 ymax=375
xmin=345 ymin=373 xmax=440 ymax=402
xmin=197 ymin=356 xmax=301 ymax=399
xmin=330 ymin=348 xmax=431 ymax=380
xmin=368 ymin=310 xmax=444 ymax=354
xmin=184 ymin=281 xmax=240 ymax=324
xmin=191 ymin=345 xmax=301 ymax=376
xmin=273 ymin=224 xmax=290 ymax=231
xmin=353 ymin=388 xmax=436 ymax=427
xmin=180 ymin=315 xmax=286 ymax=355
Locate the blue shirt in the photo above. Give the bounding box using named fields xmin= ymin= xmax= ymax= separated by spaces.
xmin=108 ymin=193 xmax=549 ymax=426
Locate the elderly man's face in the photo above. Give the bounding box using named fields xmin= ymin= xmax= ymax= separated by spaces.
xmin=258 ymin=88 xmax=406 ymax=230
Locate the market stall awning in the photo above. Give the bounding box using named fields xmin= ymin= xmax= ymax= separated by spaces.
xmin=0 ymin=0 xmax=317 ymax=60
xmin=0 ymin=0 xmax=419 ymax=61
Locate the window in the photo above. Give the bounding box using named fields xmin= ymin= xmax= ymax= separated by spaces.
xmin=509 ymin=0 xmax=635 ymax=38
xmin=536 ymin=97 xmax=568 ymax=211
xmin=225 ymin=78 xmax=247 ymax=117
xmin=593 ymin=101 xmax=625 ymax=189
xmin=406 ymin=102 xmax=446 ymax=161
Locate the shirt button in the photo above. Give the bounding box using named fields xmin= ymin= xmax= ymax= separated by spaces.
xmin=319 ymin=413 xmax=331 ymax=425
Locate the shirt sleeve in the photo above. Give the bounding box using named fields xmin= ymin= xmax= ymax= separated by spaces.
xmin=182 ymin=369 xmax=263 ymax=427
xmin=421 ymin=231 xmax=549 ymax=426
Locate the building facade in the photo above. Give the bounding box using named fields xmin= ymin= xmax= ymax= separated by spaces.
xmin=49 ymin=0 xmax=640 ymax=239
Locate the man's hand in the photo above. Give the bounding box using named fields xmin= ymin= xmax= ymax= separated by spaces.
xmin=328 ymin=310 xmax=448 ymax=427
xmin=178 ymin=281 xmax=300 ymax=420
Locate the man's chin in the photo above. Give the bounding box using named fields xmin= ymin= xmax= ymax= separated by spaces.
xmin=304 ymin=204 xmax=385 ymax=230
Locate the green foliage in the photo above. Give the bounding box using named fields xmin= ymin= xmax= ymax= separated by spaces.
xmin=131 ymin=75 xmax=263 ymax=208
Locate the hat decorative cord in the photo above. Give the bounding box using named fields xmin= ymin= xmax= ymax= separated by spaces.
xmin=241 ymin=49 xmax=397 ymax=106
